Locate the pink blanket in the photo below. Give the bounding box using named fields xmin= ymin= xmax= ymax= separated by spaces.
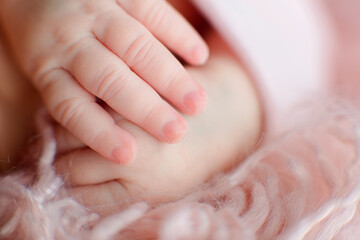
xmin=192 ymin=0 xmax=334 ymax=136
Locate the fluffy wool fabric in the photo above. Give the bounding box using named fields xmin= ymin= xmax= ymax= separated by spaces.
xmin=1 ymin=98 xmax=360 ymax=240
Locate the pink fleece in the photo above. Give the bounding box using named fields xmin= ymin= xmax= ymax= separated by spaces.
xmin=192 ymin=0 xmax=335 ymax=136
xmin=2 ymin=97 xmax=360 ymax=240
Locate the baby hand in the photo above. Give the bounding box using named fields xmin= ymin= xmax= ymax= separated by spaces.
xmin=54 ymin=50 xmax=262 ymax=214
xmin=0 ymin=0 xmax=209 ymax=164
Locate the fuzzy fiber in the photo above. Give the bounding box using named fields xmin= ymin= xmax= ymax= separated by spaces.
xmin=1 ymin=99 xmax=360 ymax=240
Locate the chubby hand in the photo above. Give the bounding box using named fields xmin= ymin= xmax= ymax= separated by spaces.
xmin=55 ymin=44 xmax=262 ymax=214
xmin=0 ymin=0 xmax=209 ymax=164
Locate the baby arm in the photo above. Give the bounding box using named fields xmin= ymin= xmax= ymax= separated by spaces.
xmin=0 ymin=0 xmax=209 ymax=164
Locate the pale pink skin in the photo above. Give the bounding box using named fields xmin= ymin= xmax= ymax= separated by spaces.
xmin=0 ymin=1 xmax=262 ymax=214
xmin=0 ymin=0 xmax=209 ymax=165
xmin=54 ymin=30 xmax=262 ymax=215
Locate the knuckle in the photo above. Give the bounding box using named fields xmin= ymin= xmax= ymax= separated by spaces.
xmin=82 ymin=1 xmax=99 ymax=15
xmin=88 ymin=126 xmax=107 ymax=148
xmin=141 ymin=101 xmax=162 ymax=126
xmin=52 ymin=97 xmax=88 ymax=130
xmin=95 ymin=67 xmax=130 ymax=102
xmin=34 ymin=67 xmax=61 ymax=92
xmin=53 ymin=24 xmax=75 ymax=46
xmin=161 ymin=68 xmax=184 ymax=93
xmin=143 ymin=1 xmax=169 ymax=30
xmin=53 ymin=26 xmax=93 ymax=56
xmin=123 ymin=33 xmax=156 ymax=68
xmin=124 ymin=0 xmax=156 ymax=17
xmin=64 ymin=36 xmax=94 ymax=63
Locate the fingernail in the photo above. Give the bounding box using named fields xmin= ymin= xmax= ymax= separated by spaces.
xmin=184 ymin=89 xmax=208 ymax=115
xmin=192 ymin=44 xmax=209 ymax=65
xmin=112 ymin=144 xmax=134 ymax=165
xmin=163 ymin=119 xmax=186 ymax=143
